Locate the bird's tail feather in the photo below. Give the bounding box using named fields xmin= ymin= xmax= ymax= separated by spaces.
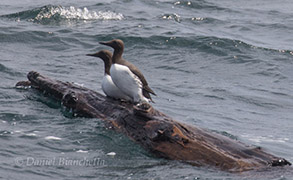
xmin=144 ymin=85 xmax=156 ymax=96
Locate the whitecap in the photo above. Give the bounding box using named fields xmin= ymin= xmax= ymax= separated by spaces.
xmin=34 ymin=6 xmax=124 ymax=21
xmin=25 ymin=133 xmax=37 ymax=137
xmin=106 ymin=152 xmax=116 ymax=156
xmin=241 ymin=134 xmax=289 ymax=143
xmin=44 ymin=136 xmax=62 ymax=140
xmin=72 ymin=82 xmax=84 ymax=87
xmin=76 ymin=150 xmax=88 ymax=153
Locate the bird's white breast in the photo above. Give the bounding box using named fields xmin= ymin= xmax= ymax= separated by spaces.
xmin=110 ymin=64 xmax=148 ymax=103
xmin=101 ymin=74 xmax=131 ymax=101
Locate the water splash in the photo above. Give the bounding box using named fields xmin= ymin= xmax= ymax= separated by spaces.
xmin=44 ymin=136 xmax=62 ymax=140
xmin=162 ymin=13 xmax=180 ymax=22
xmin=241 ymin=134 xmax=289 ymax=143
xmin=1 ymin=5 xmax=124 ymax=24
xmin=34 ymin=6 xmax=124 ymax=21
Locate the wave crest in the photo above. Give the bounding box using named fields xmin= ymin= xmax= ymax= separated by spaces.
xmin=1 ymin=5 xmax=124 ymax=24
xmin=34 ymin=6 xmax=124 ymax=21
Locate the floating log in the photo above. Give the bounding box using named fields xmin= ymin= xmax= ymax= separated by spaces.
xmin=16 ymin=71 xmax=291 ymax=172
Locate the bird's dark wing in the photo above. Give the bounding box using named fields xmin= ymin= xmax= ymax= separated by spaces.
xmin=120 ymin=59 xmax=156 ymax=96
xmin=143 ymin=89 xmax=154 ymax=103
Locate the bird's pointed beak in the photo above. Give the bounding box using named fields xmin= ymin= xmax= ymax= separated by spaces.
xmin=86 ymin=53 xmax=95 ymax=57
xmin=99 ymin=41 xmax=112 ymax=47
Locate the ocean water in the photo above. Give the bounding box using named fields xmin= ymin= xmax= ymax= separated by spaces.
xmin=1 ymin=0 xmax=293 ymax=179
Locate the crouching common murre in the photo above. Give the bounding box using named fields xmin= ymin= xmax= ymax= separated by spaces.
xmin=86 ymin=50 xmax=131 ymax=101
xmin=99 ymin=39 xmax=156 ymax=104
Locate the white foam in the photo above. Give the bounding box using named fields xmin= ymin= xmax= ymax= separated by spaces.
xmin=106 ymin=152 xmax=116 ymax=156
xmin=44 ymin=136 xmax=62 ymax=140
xmin=76 ymin=150 xmax=88 ymax=153
xmin=35 ymin=6 xmax=124 ymax=21
xmin=72 ymin=82 xmax=84 ymax=87
xmin=241 ymin=134 xmax=289 ymax=143
xmin=15 ymin=85 xmax=31 ymax=89
xmin=25 ymin=133 xmax=37 ymax=137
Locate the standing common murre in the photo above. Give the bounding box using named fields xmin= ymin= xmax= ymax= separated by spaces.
xmin=86 ymin=50 xmax=131 ymax=101
xmin=99 ymin=39 xmax=156 ymax=104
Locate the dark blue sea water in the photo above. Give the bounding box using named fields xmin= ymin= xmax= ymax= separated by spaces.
xmin=1 ymin=0 xmax=293 ymax=179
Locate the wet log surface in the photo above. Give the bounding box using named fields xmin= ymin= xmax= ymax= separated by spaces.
xmin=16 ymin=71 xmax=291 ymax=172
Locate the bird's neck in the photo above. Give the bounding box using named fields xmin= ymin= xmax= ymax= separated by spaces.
xmin=104 ymin=65 xmax=111 ymax=76
xmin=112 ymin=48 xmax=123 ymax=64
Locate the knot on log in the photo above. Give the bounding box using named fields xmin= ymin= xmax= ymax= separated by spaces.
xmin=151 ymin=129 xmax=171 ymax=142
xmin=145 ymin=121 xmax=173 ymax=142
xmin=133 ymin=102 xmax=155 ymax=120
xmin=171 ymin=125 xmax=190 ymax=146
xmin=62 ymin=91 xmax=78 ymax=108
xmin=269 ymin=158 xmax=292 ymax=167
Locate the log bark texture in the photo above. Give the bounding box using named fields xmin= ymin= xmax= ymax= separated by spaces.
xmin=16 ymin=71 xmax=291 ymax=172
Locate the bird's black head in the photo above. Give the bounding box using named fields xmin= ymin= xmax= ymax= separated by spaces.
xmin=86 ymin=50 xmax=112 ymax=63
xmin=99 ymin=39 xmax=124 ymax=50
xmin=86 ymin=50 xmax=113 ymax=75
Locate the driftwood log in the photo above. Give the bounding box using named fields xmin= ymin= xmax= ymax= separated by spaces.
xmin=16 ymin=71 xmax=291 ymax=172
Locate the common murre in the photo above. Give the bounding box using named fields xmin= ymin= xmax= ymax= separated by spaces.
xmin=86 ymin=50 xmax=131 ymax=101
xmin=99 ymin=39 xmax=156 ymax=104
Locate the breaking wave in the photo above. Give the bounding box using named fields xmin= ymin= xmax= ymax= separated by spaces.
xmin=34 ymin=6 xmax=124 ymax=21
xmin=1 ymin=5 xmax=124 ymax=24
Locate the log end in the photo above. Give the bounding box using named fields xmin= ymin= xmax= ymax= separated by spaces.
xmin=15 ymin=81 xmax=32 ymax=87
xmin=269 ymin=158 xmax=292 ymax=167
xmin=27 ymin=71 xmax=40 ymax=82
